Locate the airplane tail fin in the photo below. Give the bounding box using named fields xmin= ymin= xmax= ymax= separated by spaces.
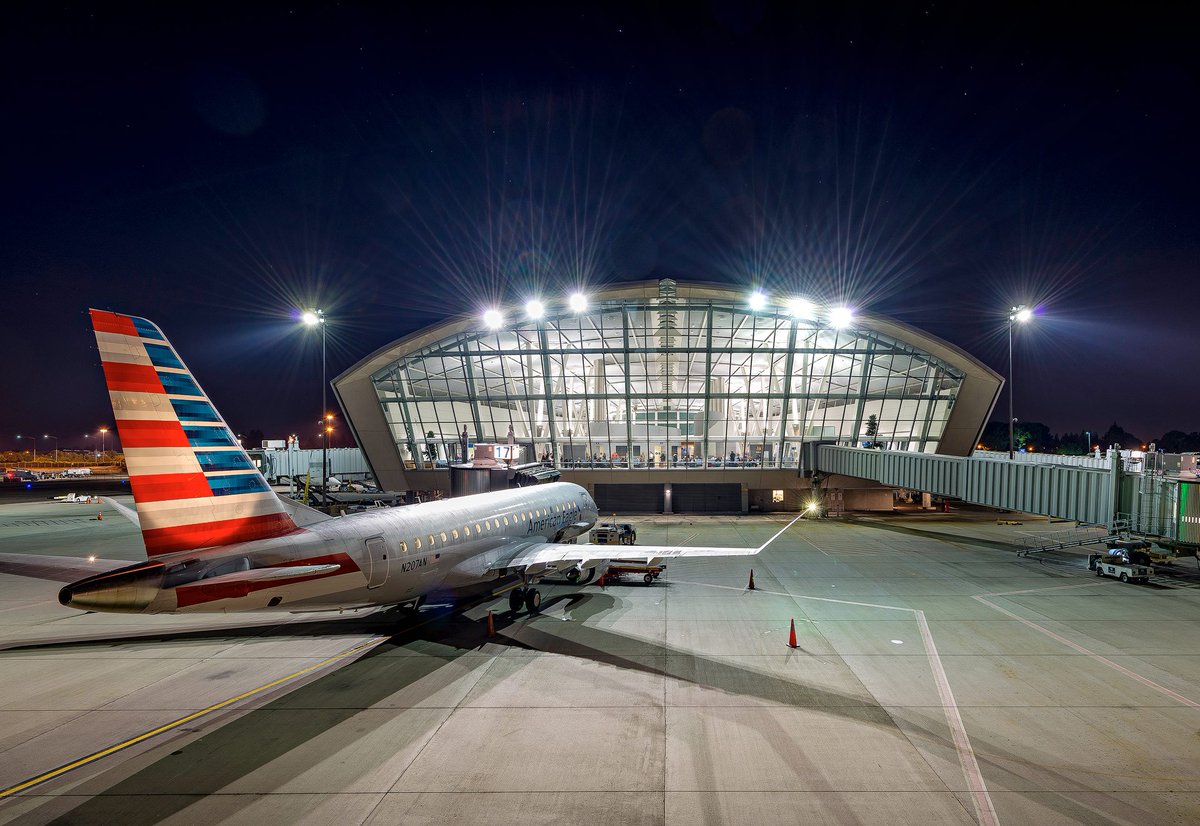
xmin=90 ymin=309 xmax=299 ymax=556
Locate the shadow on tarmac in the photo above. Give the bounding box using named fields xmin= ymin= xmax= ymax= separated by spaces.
xmin=3 ymin=588 xmax=1141 ymax=826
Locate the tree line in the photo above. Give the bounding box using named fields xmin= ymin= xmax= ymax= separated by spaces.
xmin=978 ymin=422 xmax=1200 ymax=454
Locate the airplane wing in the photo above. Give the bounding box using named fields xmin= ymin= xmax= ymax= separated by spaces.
xmin=490 ymin=513 xmax=804 ymax=573
xmin=0 ymin=553 xmax=135 ymax=583
xmin=102 ymin=496 xmax=140 ymax=527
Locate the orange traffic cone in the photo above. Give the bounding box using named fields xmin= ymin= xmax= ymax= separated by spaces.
xmin=748 ymin=569 xmax=756 ymax=590
xmin=486 ymin=609 xmax=495 ymax=638
xmin=787 ymin=618 xmax=798 ymax=649
xmin=599 ymin=573 xmax=606 ymax=588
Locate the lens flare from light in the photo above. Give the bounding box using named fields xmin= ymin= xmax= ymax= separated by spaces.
xmin=748 ymin=291 xmax=767 ymax=311
xmin=483 ymin=309 xmax=504 ymax=329
xmin=829 ymin=306 xmax=854 ymax=328
xmin=568 ymin=292 xmax=588 ymax=313
xmin=787 ymin=297 xmax=816 ymax=319
xmin=525 ymin=299 xmax=545 ymax=320
xmin=301 ymin=310 xmax=322 ymax=326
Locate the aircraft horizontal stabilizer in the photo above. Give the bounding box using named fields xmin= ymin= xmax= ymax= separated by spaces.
xmin=0 ymin=553 xmax=134 ymax=583
xmin=188 ymin=564 xmax=342 ymax=586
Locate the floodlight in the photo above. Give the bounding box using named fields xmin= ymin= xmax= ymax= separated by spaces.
xmin=301 ymin=309 xmax=323 ymax=326
xmin=787 ymin=297 xmax=816 ymax=319
xmin=748 ymin=291 xmax=767 ymax=311
xmin=525 ymin=299 xmax=545 ymax=320
xmin=483 ymin=309 xmax=504 ymax=329
xmin=568 ymin=292 xmax=588 ymax=313
xmin=1013 ymin=306 xmax=1033 ymax=323
xmin=829 ymin=306 xmax=854 ymax=328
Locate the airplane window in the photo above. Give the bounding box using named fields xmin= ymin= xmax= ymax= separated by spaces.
xmin=415 ymin=537 xmax=422 ymax=549
xmin=429 ymin=534 xmax=435 ymax=545
xmin=475 ymin=523 xmax=481 ymax=532
xmin=400 ymin=541 xmax=408 ymax=553
xmin=503 ymin=516 xmax=509 ymax=525
xmin=484 ymin=520 xmax=491 ymax=529
xmin=440 ymin=531 xmax=447 ymax=542
xmin=452 ymin=529 xmax=459 ymax=540
xmin=463 ymin=526 xmax=470 ymax=537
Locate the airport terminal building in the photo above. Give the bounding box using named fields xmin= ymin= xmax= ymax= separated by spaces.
xmin=335 ymin=280 xmax=1002 ymax=512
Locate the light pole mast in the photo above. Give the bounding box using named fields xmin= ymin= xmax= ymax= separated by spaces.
xmin=1007 ymin=305 xmax=1032 ymax=459
xmin=302 ymin=309 xmax=328 ymax=502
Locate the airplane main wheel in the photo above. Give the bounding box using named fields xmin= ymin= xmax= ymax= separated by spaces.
xmin=509 ymin=588 xmax=525 ymax=612
xmin=524 ymin=588 xmax=542 ymax=613
xmin=565 ymin=568 xmax=581 ymax=583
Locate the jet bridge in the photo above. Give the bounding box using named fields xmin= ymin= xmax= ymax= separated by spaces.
xmin=815 ymin=445 xmax=1196 ymax=548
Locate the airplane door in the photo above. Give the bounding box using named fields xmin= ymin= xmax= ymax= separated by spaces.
xmin=365 ymin=537 xmax=389 ymax=589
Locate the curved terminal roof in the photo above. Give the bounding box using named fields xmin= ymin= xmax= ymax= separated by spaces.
xmin=334 ymin=280 xmax=1002 ymax=490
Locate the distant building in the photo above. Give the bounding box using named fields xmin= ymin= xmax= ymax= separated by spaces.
xmin=334 ymin=280 xmax=1001 ymax=512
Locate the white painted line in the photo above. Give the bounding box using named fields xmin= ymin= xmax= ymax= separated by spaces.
xmin=974 ymin=594 xmax=1200 ymax=711
xmin=916 ymin=608 xmax=999 ymax=826
xmin=676 ymin=577 xmax=1000 ymax=824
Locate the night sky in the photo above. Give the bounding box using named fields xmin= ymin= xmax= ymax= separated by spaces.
xmin=3 ymin=2 xmax=1196 ymax=450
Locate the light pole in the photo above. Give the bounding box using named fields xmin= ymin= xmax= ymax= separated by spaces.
xmin=16 ymin=435 xmax=34 ymax=462
xmin=1007 ymin=305 xmax=1032 ymax=459
xmin=44 ymin=434 xmax=59 ymax=465
xmin=99 ymin=426 xmax=108 ymax=456
xmin=302 ymin=309 xmax=328 ymax=500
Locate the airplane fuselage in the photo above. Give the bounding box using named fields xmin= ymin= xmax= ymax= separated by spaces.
xmin=60 ymin=482 xmax=600 ymax=614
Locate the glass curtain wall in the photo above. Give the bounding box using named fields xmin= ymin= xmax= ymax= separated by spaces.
xmin=372 ymin=295 xmax=965 ymax=469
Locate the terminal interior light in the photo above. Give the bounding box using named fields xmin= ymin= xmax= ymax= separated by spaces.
xmin=525 ymin=299 xmax=545 ymax=320
xmin=829 ymin=306 xmax=854 ymax=328
xmin=483 ymin=308 xmax=504 ymax=329
xmin=568 ymin=292 xmax=588 ymax=313
xmin=748 ymin=291 xmax=767 ymax=311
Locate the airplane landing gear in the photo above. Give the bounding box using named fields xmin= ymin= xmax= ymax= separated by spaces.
xmin=508 ymin=586 xmax=543 ymax=613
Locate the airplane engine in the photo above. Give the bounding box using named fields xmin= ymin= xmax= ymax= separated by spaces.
xmin=59 ymin=561 xmax=166 ymax=613
xmin=564 ymin=561 xmax=608 ymax=585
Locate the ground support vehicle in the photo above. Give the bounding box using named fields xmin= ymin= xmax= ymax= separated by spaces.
xmin=602 ymin=561 xmax=666 ymax=585
xmin=589 ymin=522 xmax=637 ymax=545
xmin=1089 ymin=552 xmax=1153 ymax=584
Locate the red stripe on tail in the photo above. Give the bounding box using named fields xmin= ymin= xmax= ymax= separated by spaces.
xmin=90 ymin=309 xmax=139 ymax=337
xmin=116 ymin=419 xmax=191 ymax=448
xmin=128 ymin=472 xmax=213 ymax=503
xmin=141 ymin=512 xmax=299 ymax=556
xmin=102 ymin=361 xmax=165 ymax=394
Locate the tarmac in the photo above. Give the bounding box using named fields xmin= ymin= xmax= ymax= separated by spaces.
xmin=1 ymin=495 xmax=1199 ymax=825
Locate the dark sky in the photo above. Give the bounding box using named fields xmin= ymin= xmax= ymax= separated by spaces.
xmin=3 ymin=1 xmax=1196 ymax=450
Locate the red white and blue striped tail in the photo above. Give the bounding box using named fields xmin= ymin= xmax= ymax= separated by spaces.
xmin=91 ymin=309 xmax=299 ymax=556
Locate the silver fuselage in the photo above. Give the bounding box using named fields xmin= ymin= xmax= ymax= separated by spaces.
xmin=60 ymin=482 xmax=600 ymax=614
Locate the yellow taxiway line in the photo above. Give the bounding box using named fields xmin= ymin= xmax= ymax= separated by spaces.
xmin=0 ymin=635 xmax=389 ymax=800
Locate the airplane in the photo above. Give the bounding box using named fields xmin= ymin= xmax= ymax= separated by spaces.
xmin=0 ymin=309 xmax=800 ymax=617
